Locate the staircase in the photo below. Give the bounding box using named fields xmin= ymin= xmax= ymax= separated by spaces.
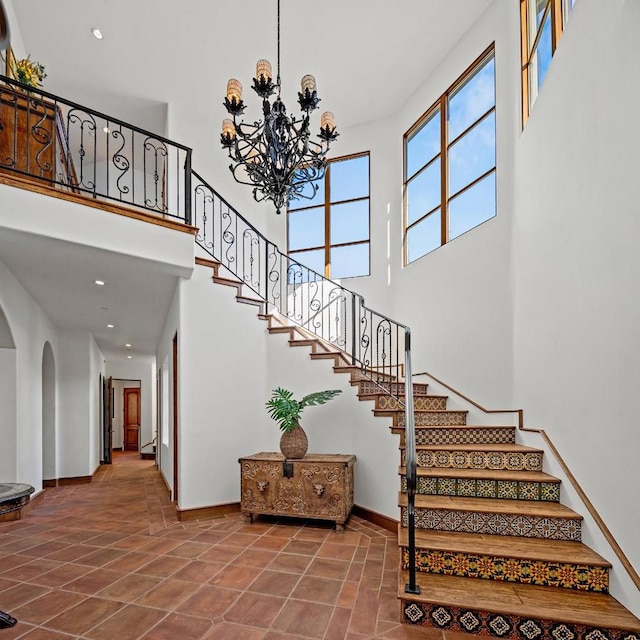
xmin=197 ymin=256 xmax=640 ymax=640
xmin=368 ymin=380 xmax=639 ymax=638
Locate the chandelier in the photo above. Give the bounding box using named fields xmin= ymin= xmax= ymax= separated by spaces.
xmin=220 ymin=0 xmax=338 ymax=214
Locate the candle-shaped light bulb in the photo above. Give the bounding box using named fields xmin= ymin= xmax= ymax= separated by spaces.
xmin=226 ymin=78 xmax=243 ymax=103
xmin=301 ymin=74 xmax=317 ymax=94
xmin=321 ymin=111 xmax=336 ymax=133
xmin=222 ymin=119 xmax=236 ymax=139
xmin=256 ymin=59 xmax=272 ymax=82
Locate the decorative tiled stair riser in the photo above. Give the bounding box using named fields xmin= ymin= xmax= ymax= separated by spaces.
xmin=401 ymin=449 xmax=543 ymax=471
xmin=358 ymin=380 xmax=429 ymax=396
xmin=393 ymin=410 xmax=467 ymax=426
xmin=400 ymin=549 xmax=609 ymax=592
xmin=401 ymin=507 xmax=582 ymax=541
xmin=374 ymin=395 xmax=448 ymax=411
xmin=395 ymin=426 xmax=516 ymax=446
xmin=400 ymin=601 xmax=639 ymax=640
xmin=400 ymin=476 xmax=560 ymax=501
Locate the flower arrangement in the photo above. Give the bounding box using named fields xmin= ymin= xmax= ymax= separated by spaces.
xmin=13 ymin=55 xmax=46 ymax=88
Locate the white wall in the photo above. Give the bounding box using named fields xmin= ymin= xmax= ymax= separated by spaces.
xmin=176 ymin=266 xmax=271 ymax=510
xmin=156 ymin=282 xmax=180 ymax=494
xmin=57 ymin=329 xmax=104 ymax=479
xmin=0 ymin=257 xmax=58 ymax=490
xmin=513 ymin=0 xmax=640 ymax=614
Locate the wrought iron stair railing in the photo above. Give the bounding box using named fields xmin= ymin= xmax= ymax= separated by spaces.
xmin=191 ymin=170 xmax=420 ymax=593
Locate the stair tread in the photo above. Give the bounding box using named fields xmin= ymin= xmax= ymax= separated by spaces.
xmin=399 ymin=493 xmax=582 ymax=519
xmin=398 ymin=572 xmax=640 ymax=631
xmin=212 ymin=276 xmax=242 ymax=287
xmin=406 ymin=443 xmax=542 ymax=452
xmin=397 ymin=529 xmax=611 ymax=566
xmin=398 ymin=466 xmax=560 ymax=483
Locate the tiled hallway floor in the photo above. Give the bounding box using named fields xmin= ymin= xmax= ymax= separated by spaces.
xmin=0 ymin=452 xmax=463 ymax=639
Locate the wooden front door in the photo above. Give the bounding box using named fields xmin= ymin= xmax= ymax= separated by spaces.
xmin=124 ymin=387 xmax=140 ymax=451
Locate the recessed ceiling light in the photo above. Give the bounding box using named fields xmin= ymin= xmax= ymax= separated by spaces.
xmin=125 ymin=343 xmax=131 ymax=348
xmin=94 ymin=279 xmax=105 ymax=286
xmin=107 ymin=324 xmax=114 ymax=328
xmin=91 ymin=27 xmax=103 ymax=40
xmin=103 ymin=126 xmax=110 ymax=134
xmin=127 ymin=355 xmax=132 ymax=359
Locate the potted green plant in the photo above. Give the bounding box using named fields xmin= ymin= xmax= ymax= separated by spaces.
xmin=266 ymin=387 xmax=341 ymax=459
xmin=12 ymin=55 xmax=46 ymax=89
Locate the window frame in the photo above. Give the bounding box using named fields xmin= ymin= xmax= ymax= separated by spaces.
xmin=287 ymin=151 xmax=371 ymax=279
xmin=521 ymin=0 xmax=574 ymax=124
xmin=403 ymin=44 xmax=496 ymax=266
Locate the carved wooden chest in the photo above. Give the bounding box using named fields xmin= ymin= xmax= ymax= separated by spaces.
xmin=239 ymin=452 xmax=356 ymax=531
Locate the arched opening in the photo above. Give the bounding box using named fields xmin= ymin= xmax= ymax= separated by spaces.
xmin=0 ymin=303 xmax=17 ymax=482
xmin=42 ymin=341 xmax=56 ymax=484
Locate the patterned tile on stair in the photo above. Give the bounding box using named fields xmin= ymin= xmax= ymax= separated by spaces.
xmin=398 ymin=572 xmax=640 ymax=638
xmin=399 ymin=494 xmax=582 ymax=541
xmin=402 ymin=444 xmax=544 ymax=471
xmin=392 ymin=425 xmax=516 ymax=446
xmin=398 ymin=530 xmax=610 ymax=592
xmin=382 ymin=409 xmax=468 ymax=426
xmin=399 ymin=468 xmax=561 ymax=502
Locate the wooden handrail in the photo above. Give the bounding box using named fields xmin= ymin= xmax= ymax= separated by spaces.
xmin=413 ymin=369 xmax=640 ymax=591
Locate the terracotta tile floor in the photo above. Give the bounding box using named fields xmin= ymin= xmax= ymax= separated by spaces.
xmin=0 ymin=452 xmax=468 ymax=639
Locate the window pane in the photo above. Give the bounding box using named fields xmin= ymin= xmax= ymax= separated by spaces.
xmin=331 ymin=199 xmax=369 ymax=245
xmin=533 ymin=0 xmax=550 ymax=30
xmin=406 ymin=110 xmax=440 ymax=179
xmin=449 ymin=172 xmax=496 ymax=241
xmin=407 ymin=211 xmax=441 ymax=263
xmin=530 ymin=10 xmax=552 ymax=106
xmin=449 ymin=56 xmax=495 ymax=142
xmin=288 ymin=206 xmax=324 ymax=251
xmin=288 ymin=249 xmax=325 ymax=281
xmin=406 ymin=157 xmax=441 ymax=226
xmin=330 ymin=155 xmax=369 ymax=202
xmin=331 ymin=243 xmax=369 ymax=278
xmin=290 ymin=174 xmax=324 ymax=209
xmin=449 ymin=111 xmax=496 ymax=196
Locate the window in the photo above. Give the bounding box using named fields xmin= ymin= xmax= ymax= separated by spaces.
xmin=404 ymin=46 xmax=496 ymax=265
xmin=287 ymin=153 xmax=370 ymax=279
xmin=521 ymin=0 xmax=576 ymax=122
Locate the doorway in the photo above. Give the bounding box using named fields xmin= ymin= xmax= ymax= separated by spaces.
xmin=42 ymin=342 xmax=56 ymax=483
xmin=110 ymin=379 xmax=141 ymax=452
xmin=124 ymin=387 xmax=141 ymax=451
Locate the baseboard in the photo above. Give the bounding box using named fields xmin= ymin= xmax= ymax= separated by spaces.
xmin=176 ymin=501 xmax=240 ymax=522
xmin=140 ymin=452 xmax=155 ymax=460
xmin=353 ymin=504 xmax=398 ymax=533
xmin=58 ymin=475 xmax=92 ymax=486
xmin=43 ymin=479 xmax=58 ymax=488
xmin=112 ymin=447 xmax=123 ymax=452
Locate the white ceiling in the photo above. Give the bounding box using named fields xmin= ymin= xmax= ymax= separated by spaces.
xmin=12 ymin=0 xmax=494 ymax=132
xmin=4 ymin=0 xmax=493 ymax=359
xmin=0 ymin=228 xmax=179 ymax=358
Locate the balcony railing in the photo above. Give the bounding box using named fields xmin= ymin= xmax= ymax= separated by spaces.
xmin=0 ymin=75 xmax=192 ymax=224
